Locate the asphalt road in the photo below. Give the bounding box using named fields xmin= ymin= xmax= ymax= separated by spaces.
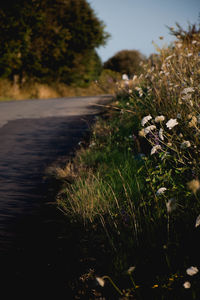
xmin=0 ymin=95 xmax=112 ymax=298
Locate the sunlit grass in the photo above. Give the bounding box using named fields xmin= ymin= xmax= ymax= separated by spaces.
xmin=0 ymin=69 xmax=119 ymax=101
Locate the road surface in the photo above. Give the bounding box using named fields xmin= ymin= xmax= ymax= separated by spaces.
xmin=0 ymin=95 xmax=112 ymax=298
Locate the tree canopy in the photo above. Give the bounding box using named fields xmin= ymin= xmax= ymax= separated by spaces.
xmin=0 ymin=0 xmax=109 ymax=86
xmin=103 ymin=49 xmax=145 ymax=77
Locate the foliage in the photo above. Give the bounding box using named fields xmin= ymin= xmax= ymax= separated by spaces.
xmin=0 ymin=0 xmax=109 ymax=86
xmin=56 ymin=22 xmax=200 ymax=299
xmin=103 ymin=49 xmax=146 ymax=77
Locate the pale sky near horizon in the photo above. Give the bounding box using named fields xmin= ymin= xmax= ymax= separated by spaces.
xmin=87 ymin=0 xmax=200 ymax=62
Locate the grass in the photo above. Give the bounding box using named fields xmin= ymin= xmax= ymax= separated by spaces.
xmin=0 ymin=69 xmax=119 ymax=101
xmin=55 ymin=24 xmax=200 ymax=299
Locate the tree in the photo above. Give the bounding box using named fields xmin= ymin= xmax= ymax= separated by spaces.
xmin=0 ymin=0 xmax=109 ymax=85
xmin=103 ymin=50 xmax=145 ymax=77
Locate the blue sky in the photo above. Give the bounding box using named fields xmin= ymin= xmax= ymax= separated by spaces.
xmin=87 ymin=0 xmax=200 ymax=62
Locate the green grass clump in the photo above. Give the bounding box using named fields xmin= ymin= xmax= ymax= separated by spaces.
xmin=57 ymin=23 xmax=200 ymax=299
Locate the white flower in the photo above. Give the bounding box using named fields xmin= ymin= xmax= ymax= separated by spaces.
xmin=122 ymin=74 xmax=129 ymax=80
xmin=182 ymin=87 xmax=195 ymax=94
xmin=141 ymin=115 xmax=152 ymax=126
xmin=187 ymin=53 xmax=193 ymax=57
xmin=182 ymin=94 xmax=192 ymax=101
xmin=166 ymin=119 xmax=178 ymax=130
xmin=96 ymin=277 xmax=105 ymax=287
xmin=151 ymin=145 xmax=162 ymax=155
xmin=192 ymin=40 xmax=197 ymax=44
xmin=186 ymin=266 xmax=199 ymax=276
xmin=166 ymin=198 xmax=177 ymax=213
xmin=135 ymin=87 xmax=143 ymax=97
xmin=127 ymin=266 xmax=136 ymax=274
xmin=89 ymin=142 xmax=96 ymax=148
xmin=183 ymin=281 xmax=191 ymax=289
xmin=176 ymin=42 xmax=182 ymax=48
xmin=156 ymin=187 xmax=167 ymax=195
xmin=159 ymin=128 xmax=164 ymax=141
xmin=132 ymin=75 xmax=137 ymax=81
xmin=144 ymin=125 xmax=156 ymax=135
xmin=155 ymin=115 xmax=165 ymax=123
xmin=195 ymin=214 xmax=200 ymax=228
xmin=180 ymin=140 xmax=191 ymax=149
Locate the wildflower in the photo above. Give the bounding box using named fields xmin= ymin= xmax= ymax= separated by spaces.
xmin=132 ymin=75 xmax=137 ymax=81
xmin=89 ymin=142 xmax=96 ymax=148
xmin=144 ymin=125 xmax=156 ymax=135
xmin=139 ymin=129 xmax=146 ymax=137
xmin=187 ymin=53 xmax=193 ymax=57
xmin=166 ymin=198 xmax=177 ymax=213
xmin=159 ymin=128 xmax=164 ymax=141
xmin=177 ymin=113 xmax=181 ymax=119
xmin=186 ymin=266 xmax=199 ymax=276
xmin=176 ymin=43 xmax=182 ymax=48
xmin=152 ymin=284 xmax=159 ymax=288
xmin=127 ymin=266 xmax=136 ymax=274
xmin=135 ymin=87 xmax=143 ymax=97
xmin=180 ymin=140 xmax=191 ymax=149
xmin=151 ymin=145 xmax=162 ymax=155
xmin=156 ymin=187 xmax=167 ymax=195
xmin=155 ymin=115 xmax=165 ymax=123
xmin=166 ymin=119 xmax=178 ymax=130
xmin=182 ymin=87 xmax=195 ymax=94
xmin=183 ymin=281 xmax=191 ymax=289
xmin=182 ymin=94 xmax=192 ymax=101
xmin=122 ymin=74 xmax=129 ymax=80
xmin=195 ymin=214 xmax=200 ymax=228
xmin=141 ymin=115 xmax=152 ymax=126
xmin=96 ymin=277 xmax=105 ymax=287
xmin=192 ymin=40 xmax=197 ymax=44
xmin=187 ymin=179 xmax=200 ymax=194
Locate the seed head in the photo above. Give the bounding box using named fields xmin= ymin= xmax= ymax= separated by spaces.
xmin=187 ymin=179 xmax=200 ymax=194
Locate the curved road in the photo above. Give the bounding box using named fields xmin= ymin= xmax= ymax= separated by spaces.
xmin=0 ymin=95 xmax=112 ymax=298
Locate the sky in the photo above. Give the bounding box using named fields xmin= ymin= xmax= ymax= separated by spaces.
xmin=87 ymin=0 xmax=200 ymax=62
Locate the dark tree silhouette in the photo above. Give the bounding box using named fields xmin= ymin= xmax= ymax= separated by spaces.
xmin=103 ymin=49 xmax=145 ymax=77
xmin=0 ymin=0 xmax=109 ymax=86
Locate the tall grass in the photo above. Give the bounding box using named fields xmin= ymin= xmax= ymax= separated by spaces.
xmin=56 ymin=24 xmax=200 ymax=299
